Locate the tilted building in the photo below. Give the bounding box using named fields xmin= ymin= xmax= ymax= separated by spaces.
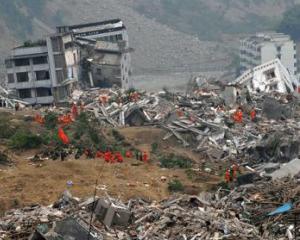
xmin=57 ymin=19 xmax=132 ymax=89
xmin=240 ymin=32 xmax=297 ymax=76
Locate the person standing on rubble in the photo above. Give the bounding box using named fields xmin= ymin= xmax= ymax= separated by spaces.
xmin=14 ymin=102 xmax=20 ymax=111
xmin=233 ymin=107 xmax=243 ymax=123
xmin=250 ymin=107 xmax=257 ymax=122
xmin=224 ymin=169 xmax=231 ymax=183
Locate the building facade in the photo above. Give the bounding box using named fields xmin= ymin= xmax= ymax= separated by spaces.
xmin=5 ymin=19 xmax=132 ymax=105
xmin=57 ymin=19 xmax=132 ymax=89
xmin=240 ymin=32 xmax=297 ymax=76
xmin=5 ymin=34 xmax=79 ymax=105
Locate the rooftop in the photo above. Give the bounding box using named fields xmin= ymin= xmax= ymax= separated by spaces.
xmin=244 ymin=32 xmax=292 ymax=45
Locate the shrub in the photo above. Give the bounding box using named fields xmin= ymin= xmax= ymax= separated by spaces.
xmin=0 ymin=123 xmax=16 ymax=139
xmin=159 ymin=154 xmax=193 ymax=169
xmin=9 ymin=130 xmax=43 ymax=149
xmin=44 ymin=112 xmax=58 ymax=129
xmin=168 ymin=179 xmax=184 ymax=192
xmin=151 ymin=142 xmax=158 ymax=153
xmin=112 ymin=129 xmax=125 ymax=142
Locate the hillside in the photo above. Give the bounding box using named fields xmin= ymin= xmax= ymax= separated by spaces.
xmin=0 ymin=0 xmax=300 ymax=81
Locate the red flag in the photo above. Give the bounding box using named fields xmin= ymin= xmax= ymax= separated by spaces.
xmin=58 ymin=128 xmax=69 ymax=145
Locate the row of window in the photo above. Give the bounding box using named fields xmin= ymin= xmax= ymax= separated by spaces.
xmin=96 ymin=34 xmax=123 ymax=43
xmin=7 ymin=70 xmax=50 ymax=83
xmin=18 ymin=88 xmax=52 ymax=99
xmin=5 ymin=56 xmax=48 ymax=68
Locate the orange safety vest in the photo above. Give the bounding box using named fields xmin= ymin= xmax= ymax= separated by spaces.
xmin=233 ymin=110 xmax=243 ymax=123
xmin=35 ymin=114 xmax=45 ymax=124
xmin=225 ymin=169 xmax=231 ymax=183
xmin=142 ymin=152 xmax=149 ymax=163
xmin=250 ymin=110 xmax=256 ymax=121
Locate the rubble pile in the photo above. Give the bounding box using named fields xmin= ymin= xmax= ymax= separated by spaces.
xmin=66 ymin=86 xmax=300 ymax=169
xmin=2 ymin=178 xmax=300 ymax=239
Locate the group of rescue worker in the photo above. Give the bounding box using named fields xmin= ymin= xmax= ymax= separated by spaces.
xmin=233 ymin=106 xmax=257 ymax=123
xmin=224 ymin=164 xmax=240 ymax=183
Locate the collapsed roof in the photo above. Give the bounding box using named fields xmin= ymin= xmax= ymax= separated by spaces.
xmin=231 ymin=59 xmax=299 ymax=93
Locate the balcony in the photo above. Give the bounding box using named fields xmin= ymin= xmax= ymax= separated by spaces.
xmin=23 ymin=96 xmax=54 ymax=105
xmin=12 ymin=46 xmax=48 ymax=57
xmin=8 ymin=80 xmax=52 ymax=89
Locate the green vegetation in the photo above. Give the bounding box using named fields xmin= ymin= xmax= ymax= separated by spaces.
xmin=44 ymin=112 xmax=58 ymax=130
xmin=159 ymin=153 xmax=193 ymax=169
xmin=168 ymin=179 xmax=184 ymax=192
xmin=22 ymin=40 xmax=47 ymax=48
xmin=278 ymin=5 xmax=300 ymax=41
xmin=0 ymin=123 xmax=17 ymax=139
xmin=151 ymin=142 xmax=159 ymax=153
xmin=72 ymin=112 xmax=103 ymax=147
xmin=9 ymin=130 xmax=43 ymax=149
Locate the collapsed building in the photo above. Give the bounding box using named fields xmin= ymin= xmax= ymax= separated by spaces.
xmin=231 ymin=59 xmax=299 ymax=94
xmin=4 ymin=19 xmax=132 ymax=105
xmin=57 ymin=19 xmax=132 ymax=90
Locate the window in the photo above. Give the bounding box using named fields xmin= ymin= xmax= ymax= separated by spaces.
xmin=277 ymin=46 xmax=281 ymax=52
xmin=16 ymin=72 xmax=29 ymax=82
xmin=56 ymin=70 xmax=65 ymax=83
xmin=73 ymin=53 xmax=77 ymax=63
xmin=7 ymin=74 xmax=14 ymax=83
xmin=51 ymin=37 xmax=63 ymax=52
xmin=64 ymin=42 xmax=73 ymax=49
xmin=5 ymin=59 xmax=13 ymax=68
xmin=96 ymin=68 xmax=102 ymax=75
xmin=33 ymin=56 xmax=48 ymax=65
xmin=35 ymin=71 xmax=50 ymax=81
xmin=54 ymin=54 xmax=65 ymax=68
xmin=14 ymin=58 xmax=30 ymax=67
xmin=36 ymin=88 xmax=52 ymax=97
xmin=18 ymin=89 xmax=31 ymax=98
xmin=116 ymin=34 xmax=123 ymax=41
xmin=265 ymin=69 xmax=276 ymax=80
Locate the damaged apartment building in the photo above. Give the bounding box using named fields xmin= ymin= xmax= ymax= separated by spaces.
xmin=5 ymin=34 xmax=79 ymax=105
xmin=57 ymin=19 xmax=132 ymax=90
xmin=5 ymin=19 xmax=132 ymax=105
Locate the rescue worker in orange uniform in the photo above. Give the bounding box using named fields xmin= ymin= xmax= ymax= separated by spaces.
xmin=233 ymin=107 xmax=243 ymax=123
xmin=104 ymin=151 xmax=112 ymax=163
xmin=224 ymin=169 xmax=231 ymax=183
xmin=142 ymin=152 xmax=149 ymax=163
xmin=115 ymin=152 xmax=124 ymax=163
xmin=250 ymin=107 xmax=256 ymax=122
xmin=125 ymin=150 xmax=133 ymax=158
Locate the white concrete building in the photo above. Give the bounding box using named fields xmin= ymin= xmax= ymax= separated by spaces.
xmin=5 ymin=34 xmax=79 ymax=105
xmin=240 ymin=32 xmax=297 ymax=76
xmin=57 ymin=19 xmax=132 ymax=89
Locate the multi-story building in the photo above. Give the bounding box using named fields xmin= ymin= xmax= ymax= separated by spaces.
xmin=5 ymin=33 xmax=79 ymax=105
xmin=240 ymin=32 xmax=297 ymax=76
xmin=5 ymin=19 xmax=132 ymax=105
xmin=57 ymin=19 xmax=132 ymax=89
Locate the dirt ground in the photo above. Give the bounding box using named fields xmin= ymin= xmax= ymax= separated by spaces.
xmin=0 ymin=110 xmax=221 ymax=213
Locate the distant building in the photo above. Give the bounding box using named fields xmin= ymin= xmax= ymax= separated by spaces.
xmin=5 ymin=19 xmax=132 ymax=105
xmin=5 ymin=33 xmax=79 ymax=105
xmin=57 ymin=19 xmax=132 ymax=89
xmin=240 ymin=32 xmax=297 ymax=76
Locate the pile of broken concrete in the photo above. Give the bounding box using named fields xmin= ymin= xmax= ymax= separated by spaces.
xmin=2 ymin=177 xmax=300 ymax=239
